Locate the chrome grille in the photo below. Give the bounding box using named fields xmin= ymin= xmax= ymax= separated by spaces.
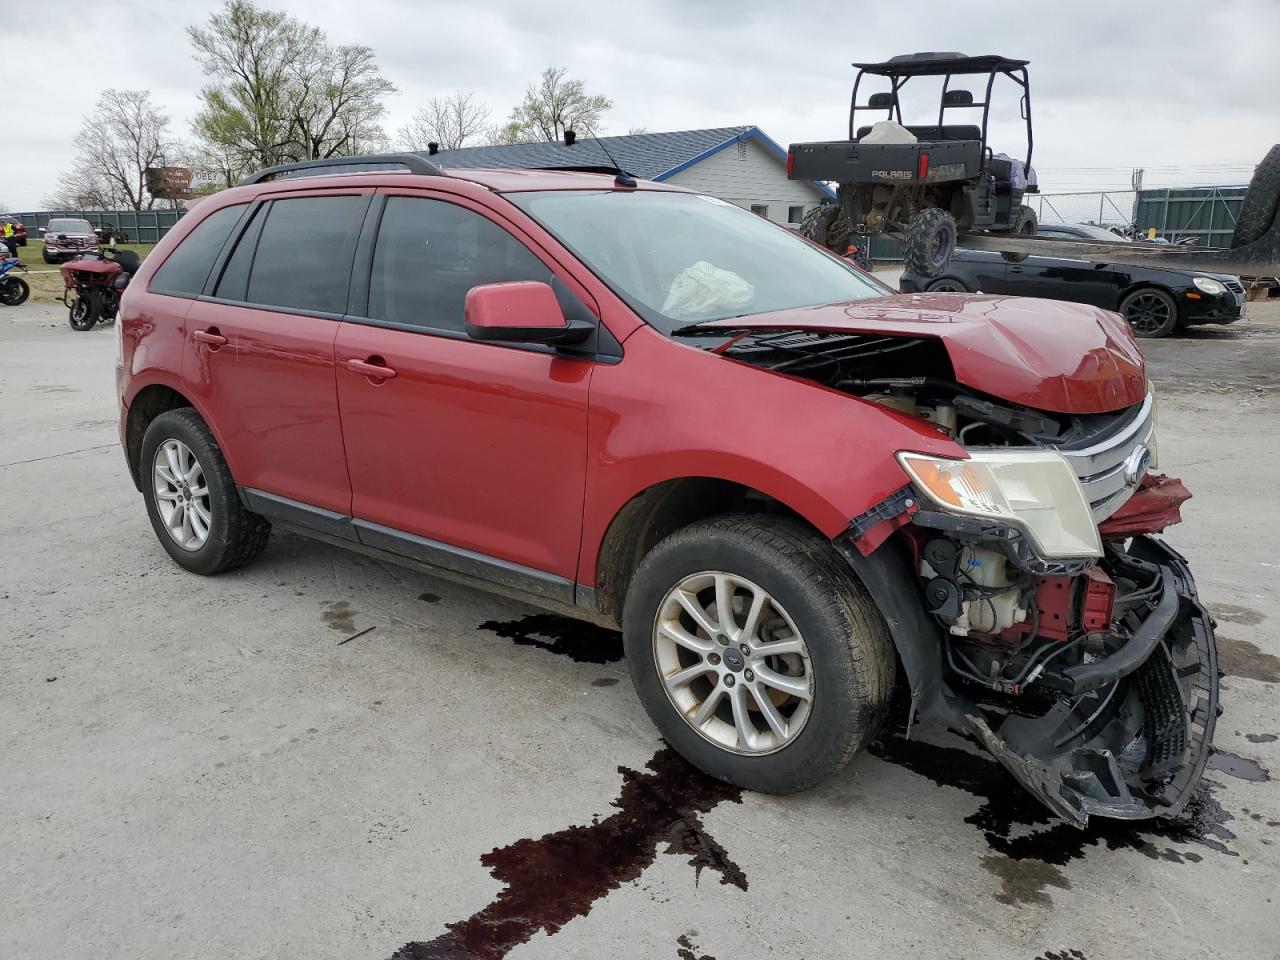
xmin=1223 ymin=279 xmax=1244 ymax=294
xmin=1056 ymin=394 xmax=1155 ymax=522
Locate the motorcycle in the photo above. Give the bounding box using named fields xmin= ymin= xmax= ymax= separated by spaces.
xmin=0 ymin=251 xmax=29 ymax=306
xmin=60 ymin=246 xmax=142 ymax=331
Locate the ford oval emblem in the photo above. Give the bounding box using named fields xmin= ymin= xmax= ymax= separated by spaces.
xmin=1123 ymin=444 xmax=1152 ymax=487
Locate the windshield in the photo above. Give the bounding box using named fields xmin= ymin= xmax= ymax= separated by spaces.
xmin=48 ymin=219 xmax=93 ymax=234
xmin=508 ymin=191 xmax=888 ymax=333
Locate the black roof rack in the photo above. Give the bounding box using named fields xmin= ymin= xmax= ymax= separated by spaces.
xmin=239 ymin=153 xmax=446 ymax=186
xmin=851 ymin=52 xmax=1029 ymax=77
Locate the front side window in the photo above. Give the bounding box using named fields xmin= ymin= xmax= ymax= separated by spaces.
xmin=367 ymin=196 xmax=551 ymax=332
xmin=150 ymin=204 xmax=245 ymax=298
xmin=509 ymin=190 xmax=887 ymax=333
xmin=245 ymin=195 xmax=367 ymax=315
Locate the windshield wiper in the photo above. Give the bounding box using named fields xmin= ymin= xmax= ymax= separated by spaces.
xmin=670 ymin=319 xmax=747 ymax=337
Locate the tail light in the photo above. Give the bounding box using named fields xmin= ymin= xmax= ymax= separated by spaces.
xmin=918 ymin=152 xmax=930 ymax=180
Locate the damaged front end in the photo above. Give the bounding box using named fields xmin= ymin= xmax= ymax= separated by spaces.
xmin=716 ymin=323 xmax=1219 ymax=825
xmin=860 ymin=416 xmax=1216 ymax=826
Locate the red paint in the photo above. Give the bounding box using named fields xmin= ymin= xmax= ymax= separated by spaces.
xmin=703 ymin=293 xmax=1147 ymax=414
xmin=117 ymin=166 xmax=1163 ymax=599
xmin=1098 ymin=474 xmax=1192 ymax=538
xmin=465 ymin=281 xmax=566 ymax=332
xmin=1033 ymin=576 xmax=1074 ymax=642
xmin=1082 ymin=566 xmax=1116 ymax=634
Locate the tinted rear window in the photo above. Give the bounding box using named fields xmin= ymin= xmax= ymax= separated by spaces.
xmin=245 ymin=195 xmax=367 ymax=315
xmin=150 ymin=205 xmax=245 ymax=297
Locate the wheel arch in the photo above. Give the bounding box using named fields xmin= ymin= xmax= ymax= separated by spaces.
xmin=587 ymin=476 xmax=829 ymax=627
xmin=124 ymin=381 xmax=224 ymax=490
xmin=1117 ymin=279 xmax=1182 ymax=316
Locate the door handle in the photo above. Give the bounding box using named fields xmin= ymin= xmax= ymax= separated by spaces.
xmin=1009 ymin=267 xmax=1024 ymax=274
xmin=193 ymin=328 xmax=228 ymax=348
xmin=346 ymin=357 xmax=397 ymax=380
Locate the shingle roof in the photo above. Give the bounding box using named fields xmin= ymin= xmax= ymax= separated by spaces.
xmin=422 ymin=126 xmax=748 ymax=181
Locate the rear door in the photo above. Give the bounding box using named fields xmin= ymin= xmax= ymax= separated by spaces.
xmin=333 ymin=191 xmax=596 ymax=590
xmin=182 ymin=191 xmax=370 ymax=515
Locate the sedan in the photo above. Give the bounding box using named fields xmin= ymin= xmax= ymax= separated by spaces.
xmin=900 ymin=222 xmax=1245 ymax=338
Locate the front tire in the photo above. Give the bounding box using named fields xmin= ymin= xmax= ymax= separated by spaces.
xmin=140 ymin=409 xmax=271 ymax=575
xmin=68 ymin=292 xmax=98 ymax=331
xmin=902 ymin=208 xmax=958 ymax=278
xmin=622 ymin=515 xmax=896 ymax=794
xmin=926 ymin=277 xmax=968 ymax=293
xmin=0 ymin=276 xmax=29 ymax=306
xmin=1120 ymin=287 xmax=1179 ymax=338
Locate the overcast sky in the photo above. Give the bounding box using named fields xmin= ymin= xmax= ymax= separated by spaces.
xmin=7 ymin=0 xmax=1279 ymax=211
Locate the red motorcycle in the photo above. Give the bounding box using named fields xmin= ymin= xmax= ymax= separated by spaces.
xmin=60 ymin=247 xmax=141 ymax=331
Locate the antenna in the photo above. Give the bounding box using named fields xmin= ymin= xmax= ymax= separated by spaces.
xmin=577 ymin=126 xmax=636 ymax=188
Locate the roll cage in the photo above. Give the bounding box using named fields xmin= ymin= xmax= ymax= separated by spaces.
xmin=848 ymin=52 xmax=1034 ymax=182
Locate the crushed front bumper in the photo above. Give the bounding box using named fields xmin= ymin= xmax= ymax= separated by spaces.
xmin=966 ymin=536 xmax=1219 ymax=825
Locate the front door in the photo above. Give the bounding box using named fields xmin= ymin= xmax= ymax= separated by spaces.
xmin=334 ymin=193 xmax=594 ymax=586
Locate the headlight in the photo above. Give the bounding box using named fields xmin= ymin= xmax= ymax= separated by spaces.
xmin=897 ymin=450 xmax=1102 ymax=559
xmin=1192 ymin=276 xmax=1226 ymax=295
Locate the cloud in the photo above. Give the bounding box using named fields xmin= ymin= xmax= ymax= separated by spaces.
xmin=8 ymin=0 xmax=1278 ymax=208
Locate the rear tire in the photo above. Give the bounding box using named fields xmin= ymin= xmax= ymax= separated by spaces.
xmin=1001 ymin=204 xmax=1038 ymax=263
xmin=1120 ymin=287 xmax=1179 ymax=338
xmin=799 ymin=202 xmax=851 ymax=254
xmin=0 ymin=276 xmax=29 ymax=306
xmin=926 ymin=277 xmax=968 ymax=293
xmin=1232 ymin=144 xmax=1280 ymax=247
xmin=140 ymin=409 xmax=271 ymax=575
xmin=902 ymin=208 xmax=958 ymax=278
xmin=622 ymin=514 xmax=896 ymax=794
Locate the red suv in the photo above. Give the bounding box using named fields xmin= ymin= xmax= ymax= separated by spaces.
xmin=116 ymin=154 xmax=1218 ymax=826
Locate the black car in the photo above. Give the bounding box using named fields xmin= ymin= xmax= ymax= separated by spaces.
xmin=899 ymin=222 xmax=1246 ymax=337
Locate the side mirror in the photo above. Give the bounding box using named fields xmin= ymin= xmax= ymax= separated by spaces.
xmin=38 ymin=226 xmax=46 ymax=234
xmin=464 ymin=281 xmax=594 ymax=346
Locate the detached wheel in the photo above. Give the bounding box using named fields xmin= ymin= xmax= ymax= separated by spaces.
xmin=926 ymin=277 xmax=967 ymax=293
xmin=1120 ymin=287 xmax=1178 ymax=338
xmin=0 ymin=276 xmax=29 ymax=306
xmin=800 ymin=203 xmax=851 ymax=253
xmin=1232 ymin=144 xmax=1280 ymax=247
xmin=622 ymin=515 xmax=896 ymax=794
xmin=140 ymin=408 xmax=271 ymax=575
xmin=902 ymin=208 xmax=958 ymax=278
xmin=1001 ymin=204 xmax=1038 ymax=263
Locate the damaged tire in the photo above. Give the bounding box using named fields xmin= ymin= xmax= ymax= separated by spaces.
xmin=140 ymin=408 xmax=271 ymax=575
xmin=623 ymin=514 xmax=896 ymax=794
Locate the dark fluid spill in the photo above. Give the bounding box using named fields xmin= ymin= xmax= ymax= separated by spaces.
xmin=322 ymin=599 xmax=357 ymax=634
xmin=418 ymin=592 xmax=441 ymax=604
xmin=590 ymin=677 xmax=620 ymax=687
xmin=1217 ymin=636 xmax=1280 ymax=683
xmin=390 ymin=747 xmax=744 ymax=960
xmin=676 ymin=932 xmax=717 ymax=960
xmin=1208 ymin=748 xmax=1271 ymax=782
xmin=868 ymin=723 xmax=1238 ymax=907
xmin=1207 ymin=602 xmax=1265 ymax=626
xmin=1245 ymin=733 xmax=1277 ymax=744
xmin=477 ymin=613 xmax=624 ymax=664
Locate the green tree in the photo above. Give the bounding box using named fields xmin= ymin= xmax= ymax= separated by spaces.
xmin=188 ymin=1 xmax=394 ymax=177
xmin=507 ymin=66 xmax=613 ymax=142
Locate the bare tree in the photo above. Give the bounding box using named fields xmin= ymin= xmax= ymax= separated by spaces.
xmin=398 ymin=92 xmax=491 ymax=151
xmin=188 ymin=1 xmax=395 ymax=174
xmin=507 ymin=66 xmax=613 ymax=142
xmin=48 ymin=89 xmax=172 ymax=211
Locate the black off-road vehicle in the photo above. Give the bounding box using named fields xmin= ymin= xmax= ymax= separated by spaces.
xmin=789 ymin=51 xmax=1038 ymax=276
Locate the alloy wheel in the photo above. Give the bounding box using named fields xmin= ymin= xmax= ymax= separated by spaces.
xmin=653 ymin=571 xmax=813 ymax=755
xmin=1124 ymin=291 xmax=1173 ymax=335
xmin=152 ymin=439 xmax=211 ymax=551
